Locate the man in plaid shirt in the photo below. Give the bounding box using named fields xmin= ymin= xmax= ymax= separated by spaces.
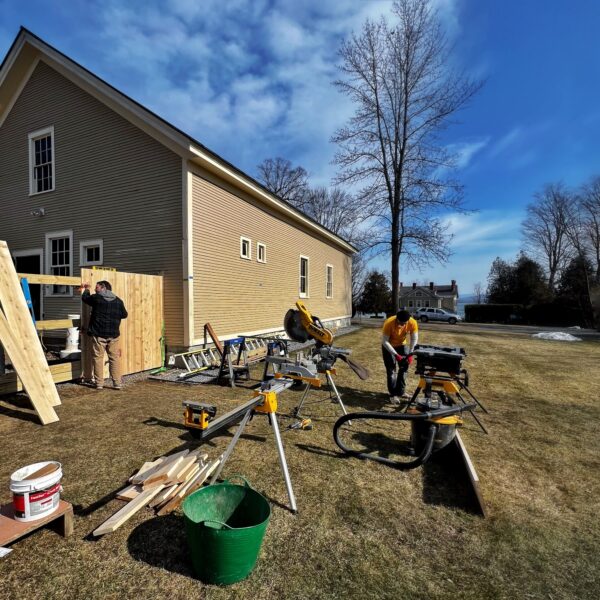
xmin=81 ymin=280 xmax=128 ymax=389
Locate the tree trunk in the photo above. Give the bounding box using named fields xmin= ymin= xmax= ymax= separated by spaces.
xmin=391 ymin=209 xmax=400 ymax=313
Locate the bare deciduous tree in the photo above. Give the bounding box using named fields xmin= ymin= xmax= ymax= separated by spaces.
xmin=522 ymin=183 xmax=572 ymax=290
xmin=579 ymin=177 xmax=600 ymax=284
xmin=332 ymin=0 xmax=480 ymax=311
xmin=473 ymin=281 xmax=483 ymax=304
xmin=256 ymin=157 xmax=309 ymax=207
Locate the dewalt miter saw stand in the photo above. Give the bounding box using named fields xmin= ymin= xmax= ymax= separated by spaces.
xmin=183 ymin=378 xmax=298 ymax=512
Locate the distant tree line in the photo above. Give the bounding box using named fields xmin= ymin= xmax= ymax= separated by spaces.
xmin=477 ymin=178 xmax=600 ymax=327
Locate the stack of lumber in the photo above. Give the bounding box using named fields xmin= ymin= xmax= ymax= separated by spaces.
xmin=93 ymin=449 xmax=221 ymax=536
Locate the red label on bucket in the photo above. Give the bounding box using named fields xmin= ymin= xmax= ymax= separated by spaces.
xmin=30 ymin=483 xmax=60 ymax=503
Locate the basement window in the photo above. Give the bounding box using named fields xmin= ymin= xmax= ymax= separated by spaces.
xmin=257 ymin=242 xmax=266 ymax=263
xmin=326 ymin=264 xmax=333 ymax=298
xmin=299 ymin=256 xmax=309 ymax=298
xmin=240 ymin=237 xmax=251 ymax=260
xmin=45 ymin=230 xmax=72 ymax=296
xmin=80 ymin=239 xmax=104 ymax=267
xmin=29 ymin=126 xmax=55 ymax=195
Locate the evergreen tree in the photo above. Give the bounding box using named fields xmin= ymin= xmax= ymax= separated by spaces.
xmin=358 ymin=271 xmax=392 ymax=316
xmin=557 ymin=256 xmax=595 ymax=325
xmin=512 ymin=254 xmax=550 ymax=305
xmin=486 ymin=258 xmax=515 ymax=303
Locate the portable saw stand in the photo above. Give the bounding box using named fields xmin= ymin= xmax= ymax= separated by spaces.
xmin=263 ymin=349 xmax=351 ymax=420
xmin=183 ymin=377 xmax=298 ymax=512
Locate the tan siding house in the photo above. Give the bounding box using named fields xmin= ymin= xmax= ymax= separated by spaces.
xmin=0 ymin=29 xmax=355 ymax=351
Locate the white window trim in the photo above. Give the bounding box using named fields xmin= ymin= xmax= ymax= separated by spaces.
xmin=45 ymin=229 xmax=73 ymax=297
xmin=80 ymin=238 xmax=104 ymax=266
xmin=29 ymin=125 xmax=55 ymax=196
xmin=257 ymin=242 xmax=266 ymax=263
xmin=240 ymin=236 xmax=251 ymax=260
xmin=299 ymin=255 xmax=310 ymax=298
xmin=326 ymin=264 xmax=333 ymax=299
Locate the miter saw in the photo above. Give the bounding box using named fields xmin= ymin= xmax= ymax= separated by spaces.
xmin=269 ymin=301 xmax=370 ymax=419
xmin=283 ymin=301 xmax=369 ymax=380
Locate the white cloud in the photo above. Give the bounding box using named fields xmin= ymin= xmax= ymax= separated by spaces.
xmin=489 ymin=127 xmax=522 ymax=158
xmin=448 ymin=138 xmax=489 ymax=169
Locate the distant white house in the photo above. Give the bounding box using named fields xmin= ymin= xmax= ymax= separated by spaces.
xmin=399 ymin=281 xmax=459 ymax=312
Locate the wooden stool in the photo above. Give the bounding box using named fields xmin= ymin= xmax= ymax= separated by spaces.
xmin=0 ymin=500 xmax=73 ymax=546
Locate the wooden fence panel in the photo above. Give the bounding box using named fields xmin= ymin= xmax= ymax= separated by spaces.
xmin=80 ymin=269 xmax=163 ymax=378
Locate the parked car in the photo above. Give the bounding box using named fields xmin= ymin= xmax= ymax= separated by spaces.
xmin=414 ymin=307 xmax=462 ymax=324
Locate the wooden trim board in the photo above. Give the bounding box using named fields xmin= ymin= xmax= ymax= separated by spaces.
xmin=0 ymin=361 xmax=81 ymax=396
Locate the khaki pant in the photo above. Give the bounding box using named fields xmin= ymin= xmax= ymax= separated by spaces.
xmin=91 ymin=336 xmax=122 ymax=386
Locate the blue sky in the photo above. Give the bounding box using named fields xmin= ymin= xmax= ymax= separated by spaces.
xmin=2 ymin=0 xmax=599 ymax=294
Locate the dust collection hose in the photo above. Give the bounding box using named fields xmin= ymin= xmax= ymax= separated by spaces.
xmin=333 ymin=403 xmax=477 ymax=470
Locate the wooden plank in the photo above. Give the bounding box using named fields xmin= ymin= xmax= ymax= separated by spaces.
xmin=92 ymin=485 xmax=165 ymax=536
xmin=0 ymin=242 xmax=62 ymax=411
xmin=128 ymin=458 xmax=165 ymax=483
xmin=0 ymin=312 xmax=58 ymax=423
xmin=0 ymin=500 xmax=74 ymax=546
xmin=148 ymin=484 xmax=178 ymax=508
xmin=116 ymin=485 xmax=143 ymax=501
xmin=454 ymin=432 xmax=487 ymax=518
xmin=36 ymin=319 xmax=80 ymax=331
xmin=0 ymin=361 xmax=81 ymax=396
xmin=17 ymin=273 xmax=81 ymax=286
xmin=131 ymin=450 xmax=189 ymax=485
xmin=156 ymin=458 xmax=220 ymax=516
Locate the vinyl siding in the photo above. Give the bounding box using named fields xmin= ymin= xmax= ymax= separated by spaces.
xmin=0 ymin=60 xmax=184 ymax=345
xmin=190 ymin=167 xmax=352 ymax=340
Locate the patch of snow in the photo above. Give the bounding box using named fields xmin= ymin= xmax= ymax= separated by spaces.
xmin=532 ymin=332 xmax=582 ymax=342
xmin=568 ymin=326 xmax=581 ymax=329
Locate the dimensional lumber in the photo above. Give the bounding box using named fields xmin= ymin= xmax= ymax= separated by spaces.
xmin=93 ymin=485 xmax=166 ymax=536
xmin=128 ymin=458 xmax=165 ymax=483
xmin=0 ymin=361 xmax=81 ymax=396
xmin=17 ymin=273 xmax=81 ymax=286
xmin=0 ymin=247 xmax=59 ymax=424
xmin=157 ymin=458 xmax=220 ymax=516
xmin=80 ymin=267 xmax=164 ymax=379
xmin=35 ymin=319 xmax=80 ymax=331
xmin=116 ymin=485 xmax=143 ymax=502
xmin=131 ymin=450 xmax=190 ymax=485
xmin=0 ymin=302 xmax=58 ymax=425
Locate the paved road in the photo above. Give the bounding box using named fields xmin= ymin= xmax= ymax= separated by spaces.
xmin=351 ymin=317 xmax=600 ymax=340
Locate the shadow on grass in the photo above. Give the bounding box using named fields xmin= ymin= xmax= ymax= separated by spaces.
xmin=421 ymin=442 xmax=483 ymax=515
xmin=127 ymin=513 xmax=197 ymax=578
xmin=0 ymin=395 xmax=41 ymax=424
xmin=327 ymin=386 xmax=391 ymax=411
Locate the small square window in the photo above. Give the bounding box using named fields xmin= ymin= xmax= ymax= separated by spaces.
xmin=80 ymin=239 xmax=104 ymax=267
xmin=257 ymin=242 xmax=266 ymax=263
xmin=240 ymin=237 xmax=251 ymax=260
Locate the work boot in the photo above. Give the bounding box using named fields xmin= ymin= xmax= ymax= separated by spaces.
xmin=390 ymin=396 xmax=402 ymax=406
xmin=113 ymin=379 xmax=123 ymax=390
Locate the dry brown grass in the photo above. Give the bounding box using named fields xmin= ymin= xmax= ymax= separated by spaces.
xmin=0 ymin=325 xmax=599 ymax=600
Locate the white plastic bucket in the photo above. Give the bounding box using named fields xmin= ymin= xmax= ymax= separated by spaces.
xmin=10 ymin=461 xmax=63 ymax=522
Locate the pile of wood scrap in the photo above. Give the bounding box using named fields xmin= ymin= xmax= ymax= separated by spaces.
xmin=93 ymin=449 xmax=221 ymax=536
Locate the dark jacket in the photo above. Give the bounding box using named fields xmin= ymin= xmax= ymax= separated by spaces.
xmin=82 ymin=290 xmax=128 ymax=338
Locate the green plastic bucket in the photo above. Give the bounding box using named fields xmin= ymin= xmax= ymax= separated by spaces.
xmin=182 ymin=476 xmax=271 ymax=585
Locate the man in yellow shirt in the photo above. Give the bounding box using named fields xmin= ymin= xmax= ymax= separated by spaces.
xmin=381 ymin=309 xmax=419 ymax=404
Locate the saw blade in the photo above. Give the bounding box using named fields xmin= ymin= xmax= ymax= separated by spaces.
xmin=284 ymin=308 xmax=309 ymax=342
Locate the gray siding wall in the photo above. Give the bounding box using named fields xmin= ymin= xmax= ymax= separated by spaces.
xmin=0 ymin=60 xmax=184 ymax=345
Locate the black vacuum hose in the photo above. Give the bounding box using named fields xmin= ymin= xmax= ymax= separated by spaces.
xmin=333 ymin=403 xmax=476 ymax=470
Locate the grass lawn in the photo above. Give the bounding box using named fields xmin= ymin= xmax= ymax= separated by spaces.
xmin=0 ymin=325 xmax=599 ymax=600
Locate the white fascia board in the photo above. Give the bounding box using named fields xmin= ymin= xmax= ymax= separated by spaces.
xmin=0 ymin=36 xmax=26 ymax=87
xmin=188 ymin=145 xmax=356 ymax=254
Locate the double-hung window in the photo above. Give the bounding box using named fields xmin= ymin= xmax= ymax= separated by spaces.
xmin=326 ymin=265 xmax=333 ymax=298
xmin=45 ymin=230 xmax=72 ymax=296
xmin=299 ymin=256 xmax=309 ymax=298
xmin=29 ymin=126 xmax=55 ymax=195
